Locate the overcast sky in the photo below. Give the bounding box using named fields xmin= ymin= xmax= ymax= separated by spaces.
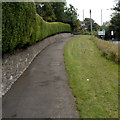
xmin=66 ymin=0 xmax=115 ymax=25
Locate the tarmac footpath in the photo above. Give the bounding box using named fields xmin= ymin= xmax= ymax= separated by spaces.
xmin=2 ymin=35 xmax=79 ymax=118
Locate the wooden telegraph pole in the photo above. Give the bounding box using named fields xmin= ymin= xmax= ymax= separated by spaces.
xmin=90 ymin=9 xmax=92 ymax=34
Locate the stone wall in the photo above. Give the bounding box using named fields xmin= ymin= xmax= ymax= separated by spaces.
xmin=2 ymin=33 xmax=73 ymax=95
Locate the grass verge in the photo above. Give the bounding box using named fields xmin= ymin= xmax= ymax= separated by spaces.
xmin=64 ymin=35 xmax=119 ymax=118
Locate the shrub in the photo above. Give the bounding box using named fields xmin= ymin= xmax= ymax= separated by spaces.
xmin=91 ymin=36 xmax=120 ymax=64
xmin=2 ymin=2 xmax=71 ymax=53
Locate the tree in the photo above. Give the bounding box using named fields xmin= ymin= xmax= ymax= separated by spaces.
xmin=99 ymin=21 xmax=113 ymax=40
xmin=110 ymin=13 xmax=120 ymax=39
xmin=52 ymin=2 xmax=66 ymax=22
xmin=64 ymin=4 xmax=80 ymax=31
xmin=113 ymin=0 xmax=120 ymax=11
xmin=110 ymin=0 xmax=120 ymax=40
xmin=84 ymin=18 xmax=99 ymax=32
xmin=36 ymin=2 xmax=56 ymax=22
xmin=35 ymin=2 xmax=81 ymax=31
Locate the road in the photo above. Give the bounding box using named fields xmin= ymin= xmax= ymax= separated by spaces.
xmin=2 ymin=35 xmax=79 ymax=118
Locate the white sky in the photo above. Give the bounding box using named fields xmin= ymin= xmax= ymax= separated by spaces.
xmin=66 ymin=0 xmax=115 ymax=25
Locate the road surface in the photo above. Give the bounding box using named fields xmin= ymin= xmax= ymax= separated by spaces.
xmin=2 ymin=35 xmax=79 ymax=118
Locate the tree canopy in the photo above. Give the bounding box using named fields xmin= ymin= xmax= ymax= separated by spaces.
xmin=98 ymin=0 xmax=120 ymax=40
xmin=84 ymin=18 xmax=99 ymax=32
xmin=36 ymin=2 xmax=56 ymax=22
xmin=64 ymin=4 xmax=80 ymax=31
xmin=36 ymin=2 xmax=80 ymax=31
xmin=110 ymin=0 xmax=120 ymax=39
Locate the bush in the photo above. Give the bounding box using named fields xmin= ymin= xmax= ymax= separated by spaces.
xmin=91 ymin=36 xmax=120 ymax=64
xmin=2 ymin=2 xmax=71 ymax=53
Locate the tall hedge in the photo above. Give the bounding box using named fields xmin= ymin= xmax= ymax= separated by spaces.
xmin=2 ymin=2 xmax=71 ymax=53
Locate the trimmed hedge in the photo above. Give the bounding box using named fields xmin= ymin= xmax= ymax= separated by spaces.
xmin=2 ymin=2 xmax=71 ymax=53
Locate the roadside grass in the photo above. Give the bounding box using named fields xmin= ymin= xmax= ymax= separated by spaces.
xmin=64 ymin=35 xmax=119 ymax=118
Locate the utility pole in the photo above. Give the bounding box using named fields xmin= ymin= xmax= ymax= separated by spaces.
xmin=83 ymin=9 xmax=84 ymax=21
xmin=90 ymin=9 xmax=92 ymax=34
xmin=101 ymin=9 xmax=103 ymax=25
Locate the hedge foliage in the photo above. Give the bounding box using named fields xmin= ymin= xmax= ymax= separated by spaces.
xmin=91 ymin=36 xmax=120 ymax=64
xmin=2 ymin=2 xmax=71 ymax=53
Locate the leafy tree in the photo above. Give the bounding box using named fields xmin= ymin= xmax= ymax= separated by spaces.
xmin=36 ymin=2 xmax=56 ymax=22
xmin=110 ymin=0 xmax=120 ymax=40
xmin=36 ymin=2 xmax=80 ymax=31
xmin=84 ymin=18 xmax=99 ymax=32
xmin=52 ymin=2 xmax=66 ymax=22
xmin=113 ymin=0 xmax=120 ymax=11
xmin=110 ymin=13 xmax=120 ymax=39
xmin=64 ymin=4 xmax=80 ymax=31
xmin=99 ymin=21 xmax=113 ymax=40
xmin=98 ymin=0 xmax=120 ymax=40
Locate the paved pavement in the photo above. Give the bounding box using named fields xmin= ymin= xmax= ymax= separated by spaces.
xmin=109 ymin=41 xmax=120 ymax=44
xmin=2 ymin=35 xmax=79 ymax=118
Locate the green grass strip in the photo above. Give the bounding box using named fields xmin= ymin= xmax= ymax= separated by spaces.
xmin=64 ymin=35 xmax=119 ymax=118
